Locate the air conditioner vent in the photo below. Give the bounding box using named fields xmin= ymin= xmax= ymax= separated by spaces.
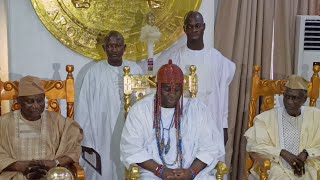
xmin=304 ymin=19 xmax=320 ymax=50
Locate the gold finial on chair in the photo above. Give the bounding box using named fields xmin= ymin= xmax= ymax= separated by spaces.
xmin=65 ymin=65 xmax=75 ymax=119
xmin=189 ymin=65 xmax=196 ymax=75
xmin=66 ymin=65 xmax=74 ymax=73
xmin=259 ymin=160 xmax=271 ymax=180
xmin=66 ymin=65 xmax=74 ymax=79
xmin=123 ymin=66 xmax=132 ymax=118
xmin=215 ymin=161 xmax=229 ymax=180
xmin=124 ymin=66 xmax=130 ymax=76
xmin=313 ymin=64 xmax=320 ymax=78
xmin=188 ymin=65 xmax=198 ymax=98
xmin=310 ymin=64 xmax=320 ymax=107
xmin=254 ymin=65 xmax=261 ymax=76
xmin=125 ymin=166 xmax=140 ymax=180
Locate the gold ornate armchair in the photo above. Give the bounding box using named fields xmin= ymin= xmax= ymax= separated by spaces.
xmin=0 ymin=65 xmax=85 ymax=180
xmin=246 ymin=64 xmax=320 ymax=180
xmin=123 ymin=65 xmax=229 ymax=180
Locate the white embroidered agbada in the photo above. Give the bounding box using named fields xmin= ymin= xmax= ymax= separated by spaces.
xmin=155 ymin=45 xmax=235 ymax=135
xmin=120 ymin=94 xmax=225 ymax=180
xmin=245 ymin=106 xmax=320 ymax=180
xmin=75 ymin=60 xmax=142 ymax=180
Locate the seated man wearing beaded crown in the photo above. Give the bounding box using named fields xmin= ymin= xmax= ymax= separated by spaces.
xmin=245 ymin=75 xmax=320 ymax=179
xmin=0 ymin=76 xmax=83 ymax=180
xmin=120 ymin=60 xmax=224 ymax=179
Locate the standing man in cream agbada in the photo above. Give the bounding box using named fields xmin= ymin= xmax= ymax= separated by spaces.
xmin=0 ymin=76 xmax=83 ymax=180
xmin=245 ymin=75 xmax=320 ymax=179
xmin=76 ymin=31 xmax=142 ymax=180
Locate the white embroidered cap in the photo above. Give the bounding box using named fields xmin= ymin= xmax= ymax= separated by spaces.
xmin=285 ymin=75 xmax=309 ymax=91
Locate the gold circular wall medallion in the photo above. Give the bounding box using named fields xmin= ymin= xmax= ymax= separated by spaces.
xmin=31 ymin=0 xmax=202 ymax=61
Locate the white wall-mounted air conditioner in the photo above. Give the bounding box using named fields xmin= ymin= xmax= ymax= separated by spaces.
xmin=295 ymin=15 xmax=320 ymax=108
xmin=295 ymin=15 xmax=320 ymax=78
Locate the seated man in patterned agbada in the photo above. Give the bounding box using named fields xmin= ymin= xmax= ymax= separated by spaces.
xmin=245 ymin=75 xmax=320 ymax=179
xmin=0 ymin=76 xmax=83 ymax=180
xmin=120 ymin=60 xmax=224 ymax=179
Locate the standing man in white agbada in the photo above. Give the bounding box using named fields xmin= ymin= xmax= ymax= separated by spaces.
xmin=155 ymin=11 xmax=235 ymax=143
xmin=75 ymin=31 xmax=142 ymax=180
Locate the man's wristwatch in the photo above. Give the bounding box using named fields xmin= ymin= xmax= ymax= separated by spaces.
xmin=302 ymin=149 xmax=309 ymax=158
xmin=55 ymin=159 xmax=61 ymax=167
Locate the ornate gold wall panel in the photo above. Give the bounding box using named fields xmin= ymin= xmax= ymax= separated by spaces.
xmin=31 ymin=0 xmax=202 ymax=61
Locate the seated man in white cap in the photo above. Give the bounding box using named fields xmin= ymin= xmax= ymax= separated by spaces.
xmin=245 ymin=75 xmax=320 ymax=179
xmin=0 ymin=76 xmax=83 ymax=180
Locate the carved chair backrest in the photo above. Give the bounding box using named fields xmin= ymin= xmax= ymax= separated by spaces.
xmin=0 ymin=65 xmax=75 ymax=119
xmin=248 ymin=64 xmax=319 ymax=128
xmin=123 ymin=65 xmax=198 ymax=118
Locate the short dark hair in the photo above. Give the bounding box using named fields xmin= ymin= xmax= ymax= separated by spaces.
xmin=103 ymin=31 xmax=124 ymax=44
xmin=184 ymin=11 xmax=204 ymax=25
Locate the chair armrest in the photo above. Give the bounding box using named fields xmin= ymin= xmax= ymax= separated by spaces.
xmin=249 ymin=152 xmax=270 ymax=180
xmin=69 ymin=163 xmax=85 ymax=180
xmin=126 ymin=165 xmax=140 ymax=180
xmin=126 ymin=162 xmax=230 ymax=180
xmin=215 ymin=161 xmax=229 ymax=180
